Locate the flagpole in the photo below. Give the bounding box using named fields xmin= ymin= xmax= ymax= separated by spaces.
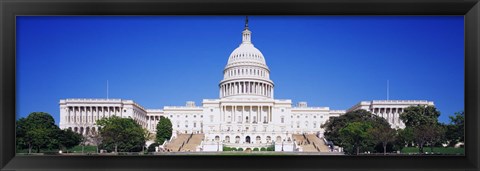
xmin=387 ymin=80 xmax=389 ymax=100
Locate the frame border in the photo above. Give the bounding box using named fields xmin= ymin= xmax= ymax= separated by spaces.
xmin=1 ymin=0 xmax=479 ymax=170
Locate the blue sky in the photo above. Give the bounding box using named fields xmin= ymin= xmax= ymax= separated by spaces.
xmin=16 ymin=16 xmax=464 ymax=125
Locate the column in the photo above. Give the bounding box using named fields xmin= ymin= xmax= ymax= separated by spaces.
xmin=260 ymin=83 xmax=263 ymax=96
xmin=386 ymin=108 xmax=390 ymax=124
xmin=264 ymin=84 xmax=266 ymax=96
xmin=260 ymin=106 xmax=263 ymax=123
xmin=256 ymin=105 xmax=260 ymax=123
xmin=271 ymin=85 xmax=274 ymax=98
xmin=67 ymin=107 xmax=71 ymax=123
xmin=79 ymin=107 xmax=83 ymax=123
xmin=249 ymin=106 xmax=252 ymax=123
xmin=270 ymin=106 xmax=272 ymax=122
xmin=242 ymin=82 xmax=245 ymax=94
xmin=241 ymin=106 xmax=244 ymax=123
xmin=267 ymin=85 xmax=270 ymax=97
xmin=233 ymin=105 xmax=236 ymax=122
xmin=72 ymin=107 xmax=76 ymax=123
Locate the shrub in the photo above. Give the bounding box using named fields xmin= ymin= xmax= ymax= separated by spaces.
xmin=260 ymin=147 xmax=266 ymax=151
xmin=223 ymin=146 xmax=237 ymax=151
xmin=147 ymin=143 xmax=160 ymax=152
xmin=266 ymin=146 xmax=274 ymax=151
xmin=253 ymin=148 xmax=259 ymax=151
xmin=238 ymin=148 xmax=244 ymax=151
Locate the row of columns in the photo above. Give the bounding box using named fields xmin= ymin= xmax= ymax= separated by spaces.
xmin=220 ymin=105 xmax=273 ymax=124
xmin=65 ymin=106 xmax=121 ymax=124
xmin=225 ymin=67 xmax=268 ymax=79
xmin=371 ymin=107 xmax=404 ymax=125
xmin=220 ymin=81 xmax=273 ymax=97
xmin=132 ymin=109 xmax=147 ymax=128
xmin=147 ymin=116 xmax=161 ymax=131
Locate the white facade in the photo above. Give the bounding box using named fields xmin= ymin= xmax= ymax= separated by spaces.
xmin=347 ymin=100 xmax=434 ymax=129
xmin=59 ymin=18 xmax=435 ymax=151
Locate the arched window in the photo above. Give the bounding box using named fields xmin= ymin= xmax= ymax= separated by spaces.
xmin=225 ymin=136 xmax=230 ymax=143
xmin=256 ymin=136 xmax=261 ymax=143
xmin=235 ymin=136 xmax=240 ymax=143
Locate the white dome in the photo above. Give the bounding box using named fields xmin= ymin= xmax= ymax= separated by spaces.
xmin=219 ymin=17 xmax=274 ymax=99
xmin=227 ymin=43 xmax=266 ymax=65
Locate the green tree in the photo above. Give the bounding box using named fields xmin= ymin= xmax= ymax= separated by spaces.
xmin=368 ymin=125 xmax=396 ymax=155
xmin=156 ymin=116 xmax=173 ymax=144
xmin=142 ymin=128 xmax=153 ymax=153
xmin=58 ymin=129 xmax=83 ymax=152
xmin=400 ymin=105 xmax=440 ymax=128
xmin=399 ymin=105 xmax=443 ymax=153
xmin=16 ymin=112 xmax=60 ymax=153
xmin=96 ymin=116 xmax=146 ymax=153
xmin=322 ymin=109 xmax=390 ymax=148
xmin=87 ymin=132 xmax=103 ymax=153
xmin=394 ymin=127 xmax=414 ymax=150
xmin=445 ymin=111 xmax=464 ymax=146
xmin=339 ymin=122 xmax=373 ymax=155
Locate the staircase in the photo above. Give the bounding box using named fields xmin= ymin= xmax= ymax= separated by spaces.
xmin=305 ymin=134 xmax=330 ymax=152
xmin=293 ymin=134 xmax=318 ymax=152
xmin=293 ymin=134 xmax=332 ymax=152
xmin=164 ymin=134 xmax=205 ymax=152
xmin=180 ymin=134 xmax=204 ymax=152
xmin=164 ymin=134 xmax=190 ymax=152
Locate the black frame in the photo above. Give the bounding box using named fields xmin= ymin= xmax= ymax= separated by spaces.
xmin=1 ymin=0 xmax=479 ymax=170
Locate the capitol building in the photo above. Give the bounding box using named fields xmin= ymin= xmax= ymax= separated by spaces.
xmin=59 ymin=18 xmax=434 ymax=152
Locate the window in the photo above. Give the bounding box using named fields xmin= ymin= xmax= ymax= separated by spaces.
xmin=210 ymin=115 xmax=214 ymax=122
xmin=194 ymin=115 xmax=196 ymax=118
xmin=281 ymin=109 xmax=284 ymax=112
xmin=210 ymin=109 xmax=213 ymax=112
xmin=281 ymin=116 xmax=284 ymax=123
xmin=314 ymin=116 xmax=316 ymax=118
xmin=194 ymin=122 xmax=196 ymax=128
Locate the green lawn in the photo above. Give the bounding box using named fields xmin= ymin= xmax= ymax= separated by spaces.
xmin=401 ymin=147 xmax=464 ymax=155
xmin=69 ymin=145 xmax=98 ymax=153
xmin=17 ymin=145 xmax=98 ymax=154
